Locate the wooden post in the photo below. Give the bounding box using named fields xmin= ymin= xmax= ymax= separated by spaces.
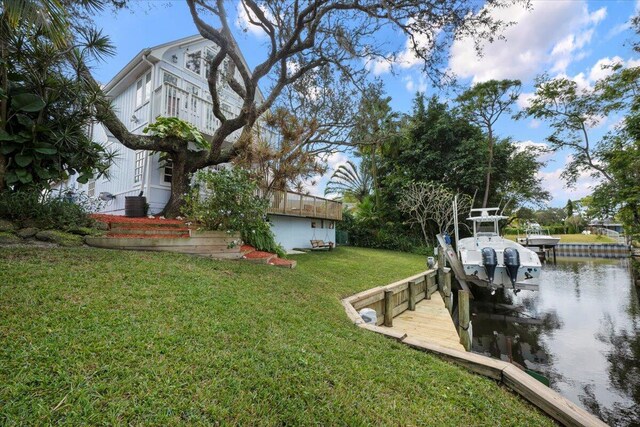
xmin=426 ymin=275 xmax=433 ymax=300
xmin=437 ymin=249 xmax=445 ymax=293
xmin=458 ymin=290 xmax=472 ymax=351
xmin=384 ymin=290 xmax=394 ymax=327
xmin=444 ymin=271 xmax=452 ymax=314
xmin=408 ymin=280 xmax=417 ymax=311
xmin=282 ymin=190 xmax=287 ymax=214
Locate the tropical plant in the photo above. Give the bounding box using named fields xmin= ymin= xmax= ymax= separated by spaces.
xmin=0 ymin=1 xmax=116 ymax=189
xmin=0 ymin=189 xmax=99 ymax=229
xmin=324 ymin=160 xmax=372 ymax=202
xmin=182 ymin=168 xmax=284 ymax=256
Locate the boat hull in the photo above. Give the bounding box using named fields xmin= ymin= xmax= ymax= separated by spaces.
xmin=458 ymin=236 xmax=542 ymax=289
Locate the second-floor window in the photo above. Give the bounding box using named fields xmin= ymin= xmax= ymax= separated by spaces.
xmin=135 ymin=72 xmax=151 ymax=107
xmin=185 ymin=50 xmax=201 ymax=75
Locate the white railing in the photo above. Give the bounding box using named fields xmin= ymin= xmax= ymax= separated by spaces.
xmin=592 ymin=227 xmax=626 ymax=243
xmin=155 ymin=82 xmax=243 ymax=137
xmin=265 ymin=189 xmax=343 ymax=221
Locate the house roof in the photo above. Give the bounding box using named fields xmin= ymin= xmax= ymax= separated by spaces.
xmin=102 ymin=33 xmax=264 ymax=100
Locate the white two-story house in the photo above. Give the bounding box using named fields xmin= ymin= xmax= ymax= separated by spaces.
xmin=63 ymin=35 xmax=341 ymax=250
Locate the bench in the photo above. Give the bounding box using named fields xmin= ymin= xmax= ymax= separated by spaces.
xmin=310 ymin=240 xmax=334 ymax=251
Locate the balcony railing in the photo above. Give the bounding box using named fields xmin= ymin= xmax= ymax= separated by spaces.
xmin=265 ymin=189 xmax=342 ymax=221
xmin=154 ymin=82 xmax=241 ymax=138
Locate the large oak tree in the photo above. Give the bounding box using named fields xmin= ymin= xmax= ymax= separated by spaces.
xmin=78 ymin=0 xmax=527 ymax=217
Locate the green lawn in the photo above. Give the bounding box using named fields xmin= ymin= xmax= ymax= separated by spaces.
xmin=505 ymin=233 xmax=617 ymax=243
xmin=0 ymin=246 xmax=552 ymax=425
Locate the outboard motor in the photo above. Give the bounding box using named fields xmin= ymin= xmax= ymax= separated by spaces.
xmin=481 ymin=247 xmax=498 ymax=294
xmin=503 ymin=247 xmax=521 ymax=293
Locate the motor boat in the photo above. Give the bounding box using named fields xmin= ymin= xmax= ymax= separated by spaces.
xmin=516 ymin=223 xmax=561 ymax=247
xmin=457 ymin=208 xmax=541 ymax=293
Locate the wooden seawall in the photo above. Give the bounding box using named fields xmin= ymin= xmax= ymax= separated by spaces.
xmin=341 ymin=263 xmax=606 ymax=427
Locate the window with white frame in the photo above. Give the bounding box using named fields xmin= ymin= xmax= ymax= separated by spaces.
xmin=163 ymin=159 xmax=173 ymax=183
xmin=135 ymin=72 xmax=152 ymax=107
xmin=87 ymin=180 xmax=96 ymax=197
xmin=185 ymin=50 xmax=202 ymax=75
xmin=134 ymin=151 xmax=144 ymax=183
xmin=204 ymin=48 xmax=215 ymax=78
xmin=163 ymin=71 xmax=178 ymax=86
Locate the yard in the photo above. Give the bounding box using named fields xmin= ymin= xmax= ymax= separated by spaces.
xmin=0 ymin=246 xmax=552 ymax=425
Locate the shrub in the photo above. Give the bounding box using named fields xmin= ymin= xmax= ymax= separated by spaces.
xmin=338 ymin=210 xmax=431 ymax=255
xmin=183 ymin=168 xmax=285 ymax=256
xmin=0 ymin=190 xmax=99 ymax=230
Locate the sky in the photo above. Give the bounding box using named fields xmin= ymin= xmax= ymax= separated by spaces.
xmin=92 ymin=0 xmax=640 ymax=207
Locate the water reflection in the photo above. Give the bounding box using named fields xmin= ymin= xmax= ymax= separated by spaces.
xmin=470 ymin=258 xmax=639 ymax=426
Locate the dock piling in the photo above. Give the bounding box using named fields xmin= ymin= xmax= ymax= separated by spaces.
xmin=458 ymin=290 xmax=472 ymax=351
xmin=384 ymin=289 xmax=394 ymax=327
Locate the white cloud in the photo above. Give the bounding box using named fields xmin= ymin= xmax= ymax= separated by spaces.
xmin=364 ymin=56 xmax=392 ymax=76
xmin=515 ymin=140 xmax=553 ymax=162
xmin=404 ymin=75 xmax=427 ymax=93
xmin=607 ymin=22 xmax=631 ymax=39
xmin=537 ymin=155 xmax=600 ymax=205
xmin=589 ymin=7 xmax=607 ymax=25
xmin=588 ymin=56 xmax=623 ymax=82
xmin=517 ymin=92 xmax=534 ymax=110
xmin=235 ymin=2 xmax=274 ymax=38
xmin=449 ymin=1 xmax=606 ymax=83
xmin=324 ymin=151 xmax=349 ymax=173
xmin=528 ymin=119 xmax=541 ymax=129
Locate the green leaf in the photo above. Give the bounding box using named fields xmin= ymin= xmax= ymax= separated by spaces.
xmin=34 ymin=147 xmax=57 ymax=155
xmin=15 ymin=169 xmax=32 ymax=183
xmin=5 ymin=171 xmax=18 ymax=184
xmin=16 ymin=114 xmax=34 ymax=128
xmin=15 ymin=153 xmax=34 ymax=167
xmin=0 ymin=130 xmax=15 ymax=141
xmin=11 ymin=93 xmax=46 ymax=112
xmin=0 ymin=144 xmax=18 ymax=155
xmin=76 ymin=173 xmax=91 ymax=184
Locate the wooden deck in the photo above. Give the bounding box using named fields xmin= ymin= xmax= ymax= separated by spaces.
xmin=382 ymin=293 xmax=465 ymax=352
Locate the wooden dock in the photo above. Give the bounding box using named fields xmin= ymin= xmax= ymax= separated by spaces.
xmin=341 ymin=265 xmax=608 ymax=426
xmin=384 ymin=293 xmax=464 ymax=351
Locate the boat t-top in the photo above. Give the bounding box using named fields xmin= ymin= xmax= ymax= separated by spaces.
xmin=457 ymin=207 xmax=541 ymax=293
xmin=516 ymin=222 xmax=561 ymax=248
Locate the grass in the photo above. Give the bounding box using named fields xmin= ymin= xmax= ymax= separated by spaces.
xmin=505 ymin=233 xmax=617 ymax=243
xmin=0 ymin=246 xmax=553 ymax=425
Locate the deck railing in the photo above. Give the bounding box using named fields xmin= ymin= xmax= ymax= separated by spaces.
xmin=154 ymin=82 xmax=241 ymax=138
xmin=265 ymin=189 xmax=343 ymax=221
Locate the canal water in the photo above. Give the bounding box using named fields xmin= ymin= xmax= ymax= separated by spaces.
xmin=470 ymin=257 xmax=639 ymax=426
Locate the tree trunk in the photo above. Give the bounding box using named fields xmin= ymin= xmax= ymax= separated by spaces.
xmin=482 ymin=128 xmax=494 ymax=208
xmin=162 ymin=154 xmax=192 ymax=218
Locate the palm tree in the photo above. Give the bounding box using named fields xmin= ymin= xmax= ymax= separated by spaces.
xmin=325 ymin=160 xmax=372 ymax=202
